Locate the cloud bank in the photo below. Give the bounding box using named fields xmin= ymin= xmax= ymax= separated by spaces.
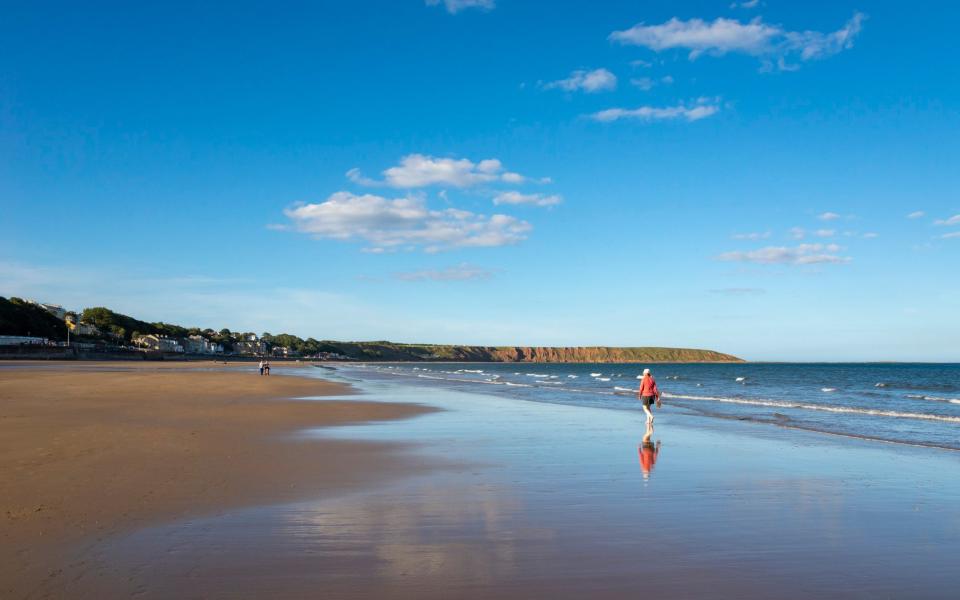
xmin=544 ymin=68 xmax=617 ymax=93
xmin=610 ymin=13 xmax=864 ymax=69
xmin=348 ymin=154 xmax=528 ymax=188
xmin=395 ymin=263 xmax=494 ymax=282
xmin=425 ymin=0 xmax=494 ymax=14
xmin=284 ymin=192 xmax=531 ymax=252
xmin=493 ymin=191 xmax=562 ymax=207
xmin=590 ymin=100 xmax=720 ymax=123
xmin=717 ymin=243 xmax=851 ymax=265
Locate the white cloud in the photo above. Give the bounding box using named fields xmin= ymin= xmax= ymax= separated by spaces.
xmin=589 ymin=100 xmax=720 ymax=123
xmin=425 ymin=0 xmax=494 ymax=14
xmin=717 ymin=243 xmax=850 ymax=265
xmin=629 ymin=75 xmax=672 ymax=91
xmin=284 ymin=192 xmax=531 ymax=252
xmin=789 ymin=227 xmax=806 ymax=240
xmin=395 ymin=263 xmax=494 ymax=282
xmin=907 ymin=211 xmax=925 ymax=219
xmin=941 ymin=231 xmax=960 ymax=239
xmin=813 ymin=229 xmax=836 ymax=238
xmin=544 ymin=68 xmax=617 ymax=93
xmin=350 ymin=154 xmax=530 ymax=189
xmin=732 ymin=231 xmax=771 ymax=240
xmin=730 ymin=0 xmax=760 ymax=8
xmin=818 ymin=211 xmax=842 ymax=221
xmin=934 ymin=214 xmax=960 ymax=226
xmin=630 ymin=59 xmax=653 ymax=68
xmin=610 ymin=13 xmax=864 ymax=69
xmin=493 ymin=191 xmax=562 ymax=207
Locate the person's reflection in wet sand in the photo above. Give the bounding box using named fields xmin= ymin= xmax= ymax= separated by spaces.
xmin=638 ymin=422 xmax=661 ymax=480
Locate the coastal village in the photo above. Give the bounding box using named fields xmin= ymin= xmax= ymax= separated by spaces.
xmin=0 ymin=298 xmax=347 ymax=360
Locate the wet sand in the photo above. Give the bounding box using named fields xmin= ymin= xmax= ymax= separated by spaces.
xmin=0 ymin=362 xmax=435 ymax=599
xmin=5 ymin=363 xmax=960 ymax=598
xmin=81 ymin=373 xmax=960 ymax=599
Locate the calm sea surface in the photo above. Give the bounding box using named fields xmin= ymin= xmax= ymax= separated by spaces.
xmin=336 ymin=362 xmax=960 ymax=451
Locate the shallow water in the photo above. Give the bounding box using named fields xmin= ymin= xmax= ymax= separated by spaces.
xmin=343 ymin=362 xmax=960 ymax=450
xmin=88 ymin=373 xmax=960 ymax=599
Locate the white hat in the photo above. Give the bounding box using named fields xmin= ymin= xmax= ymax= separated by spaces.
xmin=643 ymin=368 xmax=651 ymax=375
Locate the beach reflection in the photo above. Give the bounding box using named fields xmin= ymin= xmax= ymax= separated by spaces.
xmin=278 ymin=478 xmax=551 ymax=588
xmin=638 ymin=424 xmax=661 ymax=480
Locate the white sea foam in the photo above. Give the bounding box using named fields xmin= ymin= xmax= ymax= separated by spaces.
xmin=906 ymin=394 xmax=960 ymax=404
xmin=567 ymin=375 xmax=578 ymax=379
xmin=664 ymin=393 xmax=960 ymax=424
xmin=735 ymin=377 xmax=746 ymax=382
xmin=590 ymin=373 xmax=602 ymax=377
xmin=821 ymin=388 xmax=837 ymax=393
xmin=597 ymin=377 xmax=611 ymax=382
xmin=505 ymin=382 xmax=532 ymax=387
xmin=614 ymin=386 xmax=634 ymax=393
xmin=526 ymin=373 xmax=549 ymax=378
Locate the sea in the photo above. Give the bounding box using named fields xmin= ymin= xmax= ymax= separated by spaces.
xmin=333 ymin=362 xmax=960 ymax=451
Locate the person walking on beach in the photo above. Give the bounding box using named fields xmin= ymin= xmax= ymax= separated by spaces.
xmin=264 ymin=360 xmax=271 ymax=376
xmin=258 ymin=359 xmax=265 ymax=376
xmin=638 ymin=368 xmax=661 ymax=424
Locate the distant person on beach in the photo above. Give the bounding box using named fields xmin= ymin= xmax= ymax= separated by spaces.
xmin=638 ymin=422 xmax=661 ymax=480
xmin=264 ymin=360 xmax=271 ymax=376
xmin=638 ymin=368 xmax=661 ymax=424
xmin=258 ymin=360 xmax=265 ymax=376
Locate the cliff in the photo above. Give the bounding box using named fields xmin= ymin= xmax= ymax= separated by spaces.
xmin=322 ymin=342 xmax=743 ymax=363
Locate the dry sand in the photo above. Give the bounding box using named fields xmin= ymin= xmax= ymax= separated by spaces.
xmin=0 ymin=362 xmax=434 ymax=599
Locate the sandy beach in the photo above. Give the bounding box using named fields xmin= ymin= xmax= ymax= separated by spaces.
xmin=0 ymin=362 xmax=434 ymax=599
xmin=4 ymin=362 xmax=960 ymax=599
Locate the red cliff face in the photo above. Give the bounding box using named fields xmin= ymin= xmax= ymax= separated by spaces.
xmin=445 ymin=346 xmax=743 ymax=363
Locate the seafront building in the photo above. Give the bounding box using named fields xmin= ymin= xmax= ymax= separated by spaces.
xmin=185 ymin=335 xmax=224 ymax=355
xmin=233 ymin=338 xmax=267 ymax=356
xmin=133 ymin=334 xmax=185 ymax=353
xmin=0 ymin=335 xmax=48 ymax=346
xmin=26 ymin=300 xmax=67 ymax=320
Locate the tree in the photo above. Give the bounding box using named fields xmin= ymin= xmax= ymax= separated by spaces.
xmin=0 ymin=297 xmax=68 ymax=340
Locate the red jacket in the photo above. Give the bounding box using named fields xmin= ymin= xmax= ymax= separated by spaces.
xmin=639 ymin=376 xmax=659 ymax=397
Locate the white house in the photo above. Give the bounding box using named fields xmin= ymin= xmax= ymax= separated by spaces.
xmin=185 ymin=335 xmax=224 ymax=354
xmin=26 ymin=300 xmax=67 ymax=321
xmin=233 ymin=340 xmax=267 ymax=355
xmin=133 ymin=334 xmax=184 ymax=353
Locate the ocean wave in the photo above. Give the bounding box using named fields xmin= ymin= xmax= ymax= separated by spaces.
xmin=614 ymin=386 xmax=634 ymax=393
xmin=526 ymin=373 xmax=550 ymax=378
xmin=821 ymin=388 xmax=837 ymax=393
xmin=596 ymin=377 xmax=611 ymax=382
xmin=735 ymin=377 xmax=746 ymax=382
xmin=590 ymin=373 xmax=602 ymax=377
xmin=664 ymin=393 xmax=960 ymax=424
xmin=906 ymin=394 xmax=960 ymax=404
xmin=567 ymin=375 xmax=578 ymax=378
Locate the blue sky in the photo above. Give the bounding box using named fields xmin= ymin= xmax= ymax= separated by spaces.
xmin=2 ymin=0 xmax=959 ymax=361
